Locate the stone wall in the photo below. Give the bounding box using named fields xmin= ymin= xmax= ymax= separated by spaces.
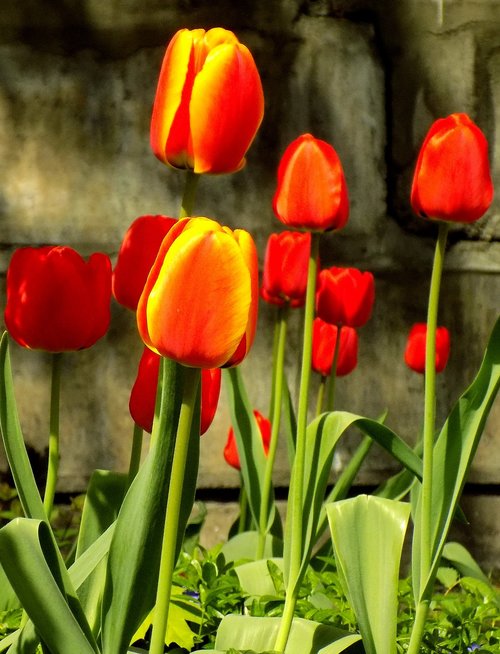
xmin=0 ymin=1 xmax=499 ymax=568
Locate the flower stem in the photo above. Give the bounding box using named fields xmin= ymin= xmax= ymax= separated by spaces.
xmin=126 ymin=423 xmax=143 ymax=489
xmin=326 ymin=324 xmax=342 ymax=411
xmin=179 ymin=171 xmax=199 ymax=218
xmin=149 ymin=365 xmax=201 ymax=654
xmin=43 ymin=353 xmax=62 ymax=520
xmin=257 ymin=306 xmax=288 ymax=559
xmin=407 ymin=599 xmax=430 ymax=654
xmin=315 ymin=377 xmax=327 ymax=417
xmin=275 ymin=233 xmax=320 ymax=653
xmin=420 ymin=221 xmax=448 ymax=586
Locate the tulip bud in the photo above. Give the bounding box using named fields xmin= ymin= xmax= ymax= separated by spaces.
xmin=224 ymin=410 xmax=271 ymax=471
xmin=150 ymin=28 xmax=264 ymax=174
xmin=113 ymin=215 xmax=177 ymax=311
xmin=129 ymin=347 xmax=221 ymax=434
xmin=137 ymin=217 xmax=258 ymax=369
xmin=316 ymin=267 xmax=375 ymax=328
xmin=260 ymin=231 xmax=311 ymax=308
xmin=5 ymin=246 xmax=111 ymax=352
xmin=311 ymin=319 xmax=358 ymax=377
xmin=272 ymin=133 xmax=349 ymax=232
xmin=411 ymin=113 xmax=493 ymax=224
xmin=404 ymin=323 xmax=451 ymax=374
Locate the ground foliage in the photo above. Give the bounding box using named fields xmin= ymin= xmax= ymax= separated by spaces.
xmin=0 ymin=491 xmax=499 ymax=653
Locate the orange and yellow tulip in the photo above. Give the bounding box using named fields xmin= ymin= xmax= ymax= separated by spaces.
xmin=137 ymin=217 xmax=258 ymax=368
xmin=150 ymin=28 xmax=264 ymax=174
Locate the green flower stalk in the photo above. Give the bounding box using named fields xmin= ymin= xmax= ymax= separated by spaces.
xmin=407 ymin=221 xmax=449 ymax=654
xmin=257 ymin=306 xmax=288 ymax=559
xmin=275 ymin=232 xmax=320 ymax=652
xmin=149 ymin=365 xmax=200 ymax=654
xmin=43 ymin=353 xmax=62 ymax=519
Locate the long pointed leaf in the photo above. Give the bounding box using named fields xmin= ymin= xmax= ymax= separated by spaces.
xmin=0 ymin=333 xmax=45 ymax=521
xmin=0 ymin=518 xmax=97 ymax=654
xmin=76 ymin=470 xmax=127 ymax=635
xmin=101 ymin=360 xmax=200 ymax=654
xmin=327 ymin=495 xmax=410 ymax=654
xmin=224 ymin=367 xmax=279 ymax=535
xmin=284 ymin=411 xmax=420 ymax=593
xmin=413 ymin=316 xmax=500 ymax=600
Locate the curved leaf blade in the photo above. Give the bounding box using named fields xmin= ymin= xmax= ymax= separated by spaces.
xmin=327 ymin=495 xmax=410 ymax=654
xmin=0 ymin=518 xmax=97 ymax=654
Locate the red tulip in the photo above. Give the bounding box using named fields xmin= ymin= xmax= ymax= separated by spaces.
xmin=137 ymin=217 xmax=258 ymax=368
xmin=129 ymin=347 xmax=221 ymax=434
xmin=113 ymin=215 xmax=177 ymax=311
xmin=311 ymin=319 xmax=358 ymax=377
xmin=224 ymin=410 xmax=271 ymax=471
xmin=411 ymin=113 xmax=493 ymax=224
xmin=260 ymin=231 xmax=311 ymax=308
xmin=5 ymin=246 xmax=111 ymax=352
xmin=316 ymin=267 xmax=375 ymax=328
xmin=272 ymin=133 xmax=349 ymax=232
xmin=150 ymin=27 xmax=264 ymax=174
xmin=404 ymin=323 xmax=451 ymax=374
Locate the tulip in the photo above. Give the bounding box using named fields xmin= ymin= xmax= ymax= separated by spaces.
xmin=311 ymin=319 xmax=358 ymax=377
xmin=260 ymin=231 xmax=311 ymax=308
xmin=129 ymin=347 xmax=221 ymax=433
xmin=113 ymin=215 xmax=177 ymax=311
xmin=150 ymin=27 xmax=264 ymax=174
xmin=137 ymin=217 xmax=258 ymax=368
xmin=404 ymin=323 xmax=450 ymax=374
xmin=411 ymin=113 xmax=493 ymax=224
xmin=224 ymin=410 xmax=271 ymax=470
xmin=272 ymin=133 xmax=349 ymax=231
xmin=316 ymin=267 xmax=375 ymax=328
xmin=5 ymin=246 xmax=111 ymax=352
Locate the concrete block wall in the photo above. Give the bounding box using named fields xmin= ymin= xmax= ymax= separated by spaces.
xmin=0 ymin=0 xmax=499 ymax=568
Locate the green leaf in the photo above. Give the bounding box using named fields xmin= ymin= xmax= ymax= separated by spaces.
xmin=327 ymin=495 xmax=410 ymax=654
xmin=131 ymin=586 xmax=202 ymax=651
xmin=413 ymin=316 xmax=500 ymax=601
xmin=0 ymin=561 xmax=19 ymax=611
xmin=224 ymin=368 xmax=279 ymax=536
xmin=221 ymin=531 xmax=283 ymax=564
xmin=441 ymin=541 xmax=491 ymax=586
xmin=76 ymin=470 xmax=127 ymax=635
xmin=282 ymin=376 xmax=297 ymax=467
xmin=284 ymin=411 xmax=418 ymax=594
xmin=234 ymin=558 xmax=284 ymax=597
xmin=101 ymin=359 xmax=200 ymax=654
xmin=214 ymin=615 xmax=362 ymax=654
xmin=0 ymin=518 xmax=97 ymax=654
xmin=0 ymin=333 xmax=45 ymax=521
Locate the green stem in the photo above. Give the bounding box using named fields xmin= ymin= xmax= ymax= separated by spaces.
xmin=315 ymin=377 xmax=327 ymax=417
xmin=420 ymin=222 xmax=448 ymax=586
xmin=268 ymin=315 xmax=281 ymax=418
xmin=238 ymin=482 xmax=250 ymax=534
xmin=326 ymin=324 xmax=342 ymax=411
xmin=257 ymin=307 xmax=288 ymax=559
xmin=179 ymin=171 xmax=199 ymax=218
xmin=275 ymin=233 xmax=320 ymax=653
xmin=407 ymin=599 xmax=430 ymax=654
xmin=149 ymin=366 xmax=201 ymax=654
xmin=43 ymin=353 xmax=62 ymax=519
xmin=127 ymin=423 xmax=144 ymax=489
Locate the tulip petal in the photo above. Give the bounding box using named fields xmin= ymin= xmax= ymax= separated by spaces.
xmin=144 ymin=225 xmax=252 ymax=368
xmin=190 ymin=43 xmax=264 ymax=174
xmin=151 ymin=29 xmax=203 ymax=168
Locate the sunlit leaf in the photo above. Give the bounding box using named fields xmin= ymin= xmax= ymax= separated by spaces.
xmin=327 ymin=495 xmax=410 ymax=654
